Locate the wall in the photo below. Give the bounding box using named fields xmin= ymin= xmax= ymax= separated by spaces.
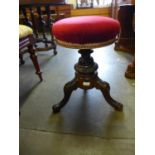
xmin=71 ymin=7 xmax=111 ymax=16
xmin=67 ymin=0 xmax=111 ymax=17
xmin=67 ymin=0 xmax=76 ymax=8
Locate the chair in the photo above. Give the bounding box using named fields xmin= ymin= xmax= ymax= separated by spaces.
xmin=125 ymin=58 xmax=135 ymax=79
xmin=114 ymin=4 xmax=135 ymax=79
xmin=19 ymin=1 xmax=59 ymax=53
xmin=19 ymin=25 xmax=43 ymax=81
xmin=51 ymin=16 xmax=123 ymax=113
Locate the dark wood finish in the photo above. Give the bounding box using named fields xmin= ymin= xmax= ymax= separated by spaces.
xmin=55 ymin=4 xmax=73 ymax=18
xmin=19 ymin=35 xmax=43 ymax=81
xmin=19 ymin=53 xmax=25 ymax=65
xmin=52 ymin=49 xmax=123 ymax=113
xmin=19 ymin=4 xmax=57 ymax=53
xmin=19 ymin=0 xmax=66 ymax=5
xmin=125 ymin=57 xmax=135 ymax=79
xmin=19 ymin=1 xmax=73 ymax=53
xmin=113 ymin=4 xmax=135 ymax=79
xmin=111 ymin=0 xmax=118 ymax=19
xmin=19 ymin=4 xmax=73 ymax=52
xmin=114 ymin=4 xmax=135 ymax=54
xmin=19 ymin=0 xmax=73 ymax=50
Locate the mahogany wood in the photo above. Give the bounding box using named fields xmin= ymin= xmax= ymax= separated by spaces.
xmin=19 ymin=1 xmax=73 ymax=53
xmin=19 ymin=0 xmax=65 ymax=5
xmin=19 ymin=35 xmax=43 ymax=81
xmin=113 ymin=4 xmax=135 ymax=79
xmin=114 ymin=4 xmax=135 ymax=54
xmin=125 ymin=57 xmax=135 ymax=79
xmin=19 ymin=4 xmax=58 ymax=53
xmin=52 ymin=49 xmax=123 ymax=113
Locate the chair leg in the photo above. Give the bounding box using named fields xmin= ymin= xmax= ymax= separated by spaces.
xmin=28 ymin=44 xmax=43 ymax=81
xmin=19 ymin=53 xmax=25 ymax=65
xmin=125 ymin=57 xmax=135 ymax=79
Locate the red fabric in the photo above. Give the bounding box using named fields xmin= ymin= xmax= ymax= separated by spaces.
xmin=52 ymin=16 xmax=120 ymax=44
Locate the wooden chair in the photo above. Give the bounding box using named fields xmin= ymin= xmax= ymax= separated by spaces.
xmin=19 ymin=1 xmax=61 ymax=53
xmin=19 ymin=25 xmax=43 ymax=81
xmin=113 ymin=4 xmax=135 ymax=79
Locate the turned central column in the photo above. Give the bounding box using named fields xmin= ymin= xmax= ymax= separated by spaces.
xmin=74 ymin=49 xmax=98 ymax=89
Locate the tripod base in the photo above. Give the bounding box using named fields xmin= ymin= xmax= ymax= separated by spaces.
xmin=53 ymin=49 xmax=123 ymax=113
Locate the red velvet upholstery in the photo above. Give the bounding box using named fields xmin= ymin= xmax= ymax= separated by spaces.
xmin=52 ymin=16 xmax=120 ymax=48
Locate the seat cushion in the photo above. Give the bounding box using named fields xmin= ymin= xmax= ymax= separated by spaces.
xmin=19 ymin=25 xmax=33 ymax=39
xmin=52 ymin=16 xmax=120 ymax=49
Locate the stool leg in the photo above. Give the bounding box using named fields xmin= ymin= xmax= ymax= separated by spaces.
xmin=52 ymin=78 xmax=78 ymax=113
xmin=95 ymin=78 xmax=123 ymax=111
xmin=28 ymin=45 xmax=43 ymax=81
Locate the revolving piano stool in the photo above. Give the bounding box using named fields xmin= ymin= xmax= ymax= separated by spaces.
xmin=52 ymin=16 xmax=123 ymax=113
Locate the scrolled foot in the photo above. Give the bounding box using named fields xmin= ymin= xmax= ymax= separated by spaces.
xmin=95 ymin=78 xmax=123 ymax=111
xmin=52 ymin=104 xmax=61 ymax=113
xmin=52 ymin=78 xmax=78 ymax=113
xmin=111 ymin=100 xmax=123 ymax=111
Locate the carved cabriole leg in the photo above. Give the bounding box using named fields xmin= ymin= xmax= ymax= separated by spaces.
xmin=52 ymin=78 xmax=78 ymax=113
xmin=95 ymin=78 xmax=123 ymax=111
xmin=28 ymin=39 xmax=43 ymax=81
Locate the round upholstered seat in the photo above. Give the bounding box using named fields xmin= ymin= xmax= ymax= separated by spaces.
xmin=52 ymin=16 xmax=120 ymax=49
xmin=19 ymin=25 xmax=33 ymax=39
